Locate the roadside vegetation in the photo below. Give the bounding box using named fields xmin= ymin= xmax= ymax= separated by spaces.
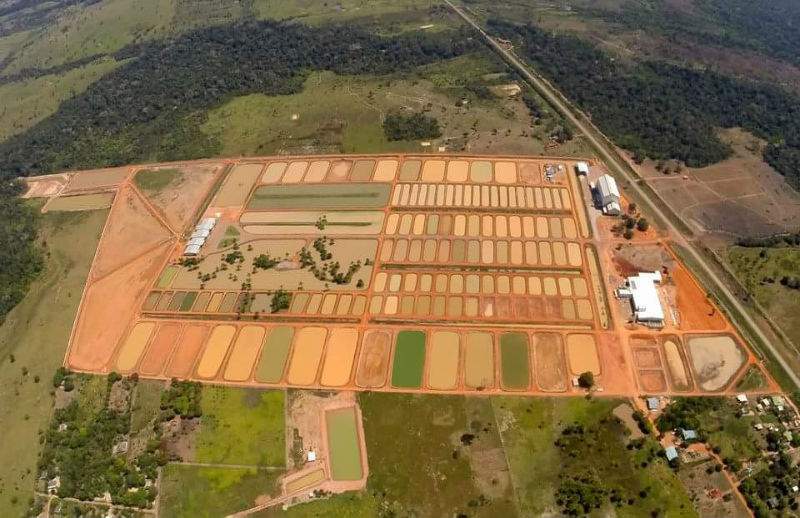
xmin=487 ymin=19 xmax=800 ymax=189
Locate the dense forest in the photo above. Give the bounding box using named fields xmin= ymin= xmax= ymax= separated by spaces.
xmin=488 ymin=20 xmax=800 ymax=188
xmin=0 ymin=180 xmax=42 ymax=323
xmin=583 ymin=0 xmax=800 ymax=68
xmin=0 ymin=20 xmax=473 ymax=177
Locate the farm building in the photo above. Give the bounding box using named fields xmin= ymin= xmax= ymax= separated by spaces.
xmin=664 ymin=446 xmax=678 ymax=462
xmin=616 ymin=271 xmax=664 ymax=326
xmin=575 ymin=162 xmax=590 ymax=175
xmin=183 ymin=216 xmax=218 ymax=256
xmin=183 ymin=243 xmax=202 ymax=256
xmin=593 ymin=174 xmax=621 ymax=215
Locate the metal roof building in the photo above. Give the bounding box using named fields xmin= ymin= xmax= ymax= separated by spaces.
xmin=183 ymin=243 xmax=202 ymax=256
xmin=617 ymin=271 xmax=664 ymax=325
xmin=575 ymin=162 xmax=590 ymax=175
xmin=664 ymin=446 xmax=678 ymax=462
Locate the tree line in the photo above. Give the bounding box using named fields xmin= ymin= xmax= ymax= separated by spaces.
xmin=487 ymin=19 xmax=800 ymax=189
xmin=0 ymin=20 xmax=474 ymax=177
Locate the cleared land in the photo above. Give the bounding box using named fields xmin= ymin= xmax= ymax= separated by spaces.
xmin=61 ymin=154 xmax=763 ymax=398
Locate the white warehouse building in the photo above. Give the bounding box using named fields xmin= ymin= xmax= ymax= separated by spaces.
xmin=595 ymin=174 xmax=621 ymax=215
xmin=617 ymin=271 xmax=664 ymax=326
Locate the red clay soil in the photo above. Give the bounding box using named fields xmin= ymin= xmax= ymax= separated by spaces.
xmin=673 ymin=266 xmax=727 ymax=331
xmin=68 ymin=242 xmax=173 ymax=372
xmin=632 ymin=348 xmax=662 ymax=369
xmin=518 ymin=162 xmax=540 ymax=184
xmin=139 ymin=323 xmax=182 ymax=376
xmin=638 ymin=370 xmax=668 ymax=392
xmin=165 ymin=325 xmax=209 ymax=378
xmin=595 ymin=333 xmax=637 ymax=395
xmin=91 ymin=186 xmax=172 ymax=281
xmin=611 ymin=256 xmax=639 ymax=277
xmin=355 ymin=331 xmax=391 ymax=388
xmin=137 ymin=163 xmax=222 ymax=233
xmin=533 ymin=333 xmax=567 ymax=392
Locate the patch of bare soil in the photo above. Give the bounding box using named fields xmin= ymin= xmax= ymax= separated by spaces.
xmin=613 ymin=244 xmax=674 ymax=273
xmin=612 ymin=403 xmax=644 ymax=440
xmin=678 ymin=459 xmax=750 ymax=518
xmin=162 ymin=417 xmax=200 ymax=461
xmin=107 ymin=380 xmax=131 ymax=412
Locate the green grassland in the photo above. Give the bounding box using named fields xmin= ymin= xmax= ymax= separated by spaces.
xmin=134 ymin=168 xmax=184 ymax=195
xmin=495 ymin=397 xmax=695 ymax=517
xmin=728 ymin=246 xmax=800 ymax=345
xmin=0 ymin=58 xmax=120 ymax=142
xmin=161 ymin=465 xmax=282 ymax=518
xmin=0 ymin=208 xmax=107 ymax=516
xmin=195 ymin=386 xmax=285 ymax=467
xmin=201 ymin=58 xmax=587 ymax=158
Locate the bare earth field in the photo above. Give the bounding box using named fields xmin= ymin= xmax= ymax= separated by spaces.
xmin=61 ymin=153 xmax=770 ymax=398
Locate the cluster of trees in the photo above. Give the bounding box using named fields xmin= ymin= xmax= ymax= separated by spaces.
xmin=655 ymin=397 xmax=725 ymax=438
xmin=299 ymin=237 xmax=364 ymax=286
xmin=0 ymin=21 xmax=473 ymax=175
xmin=0 ymin=180 xmax=42 ymax=324
xmin=737 ymin=231 xmax=800 ymax=248
xmin=159 ymin=380 xmax=202 ymax=421
xmin=740 ymin=449 xmax=800 ymax=516
xmin=382 ymin=112 xmax=442 ymax=141
xmin=584 ymin=0 xmax=800 ymax=67
xmin=487 ymin=20 xmax=800 ymax=189
xmin=38 ymin=374 xmax=164 ymax=507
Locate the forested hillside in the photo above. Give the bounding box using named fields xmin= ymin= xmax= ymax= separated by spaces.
xmin=0 ymin=21 xmax=473 ymax=177
xmin=488 ymin=19 xmax=800 ymax=188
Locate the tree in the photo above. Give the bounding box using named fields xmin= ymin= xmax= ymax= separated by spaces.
xmin=623 ymin=228 xmax=634 ymax=240
xmin=270 ymin=289 xmax=291 ymax=313
xmin=578 ymin=371 xmax=595 ymax=389
xmin=383 ymin=112 xmax=442 ymax=141
xmin=636 ymin=218 xmax=650 ymax=231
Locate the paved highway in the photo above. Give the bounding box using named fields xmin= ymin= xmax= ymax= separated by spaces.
xmin=444 ymin=0 xmax=800 ymax=390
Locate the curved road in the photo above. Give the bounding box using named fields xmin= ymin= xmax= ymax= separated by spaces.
xmin=444 ymin=0 xmax=800 ymax=390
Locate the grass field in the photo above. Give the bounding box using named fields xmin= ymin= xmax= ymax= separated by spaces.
xmin=0 ymin=208 xmax=107 ymax=516
xmin=195 ymin=386 xmax=286 ymax=467
xmin=134 ymin=168 xmax=184 ymax=194
xmin=0 ymin=58 xmax=119 ymax=142
xmin=728 ymin=246 xmax=800 ymax=345
xmin=358 ymin=392 xmax=517 ymax=517
xmin=201 ymin=60 xmax=586 ymax=157
xmin=494 ymin=397 xmax=695 ymax=517
xmin=130 ymin=379 xmax=165 ymax=434
xmin=160 ymin=464 xmax=282 ymax=518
